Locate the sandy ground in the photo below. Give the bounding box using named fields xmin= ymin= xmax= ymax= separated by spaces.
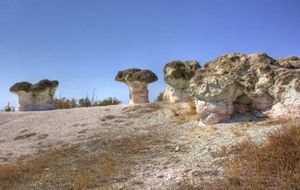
xmin=0 ymin=103 xmax=284 ymax=189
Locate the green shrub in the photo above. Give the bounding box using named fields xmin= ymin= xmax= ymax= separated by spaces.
xmin=3 ymin=102 xmax=15 ymax=112
xmin=55 ymin=97 xmax=121 ymax=109
xmin=155 ymin=92 xmax=164 ymax=102
xmin=94 ymin=97 xmax=121 ymax=106
xmin=78 ymin=97 xmax=92 ymax=107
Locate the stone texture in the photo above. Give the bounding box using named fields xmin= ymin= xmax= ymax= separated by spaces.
xmin=277 ymin=56 xmax=300 ymax=69
xmin=10 ymin=80 xmax=59 ymax=111
xmin=115 ymin=68 xmax=158 ymax=104
xmin=163 ymin=86 xmax=193 ymax=103
xmin=164 ymin=53 xmax=300 ymax=124
xmin=163 ymin=60 xmax=200 ymax=103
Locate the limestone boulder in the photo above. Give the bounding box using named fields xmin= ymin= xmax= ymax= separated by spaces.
xmin=163 ymin=86 xmax=193 ymax=103
xmin=164 ymin=53 xmax=300 ymax=124
xmin=163 ymin=60 xmax=200 ymax=103
xmin=10 ymin=79 xmax=59 ymax=111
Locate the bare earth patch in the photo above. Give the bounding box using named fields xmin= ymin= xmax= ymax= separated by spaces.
xmin=0 ymin=103 xmax=299 ymax=189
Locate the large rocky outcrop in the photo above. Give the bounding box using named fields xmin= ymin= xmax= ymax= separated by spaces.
xmin=164 ymin=53 xmax=300 ymax=124
xmin=10 ymin=79 xmax=59 ymax=111
xmin=163 ymin=60 xmax=200 ymax=103
xmin=115 ymin=68 xmax=158 ymax=104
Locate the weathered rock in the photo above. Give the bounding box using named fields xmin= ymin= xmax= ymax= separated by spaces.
xmin=10 ymin=79 xmax=59 ymax=111
xmin=115 ymin=68 xmax=158 ymax=104
xmin=277 ymin=56 xmax=300 ymax=69
xmin=164 ymin=53 xmax=300 ymax=124
xmin=163 ymin=86 xmax=193 ymax=103
xmin=163 ymin=60 xmax=200 ymax=103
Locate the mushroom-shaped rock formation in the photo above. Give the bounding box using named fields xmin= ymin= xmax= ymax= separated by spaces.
xmin=115 ymin=68 xmax=158 ymax=104
xmin=163 ymin=60 xmax=200 ymax=103
xmin=164 ymin=53 xmax=300 ymax=124
xmin=10 ymin=79 xmax=59 ymax=111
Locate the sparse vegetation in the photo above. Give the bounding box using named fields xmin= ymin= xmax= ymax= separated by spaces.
xmin=223 ymin=122 xmax=300 ymax=190
xmin=3 ymin=102 xmax=15 ymax=112
xmin=176 ymin=119 xmax=300 ymax=189
xmin=94 ymin=97 xmax=121 ymax=106
xmin=55 ymin=97 xmax=121 ymax=109
xmin=155 ymin=92 xmax=164 ymax=102
xmin=0 ymin=133 xmax=166 ymax=189
xmin=54 ymin=97 xmax=77 ymax=109
xmin=78 ymin=97 xmax=92 ymax=107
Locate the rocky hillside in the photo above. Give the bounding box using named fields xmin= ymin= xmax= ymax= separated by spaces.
xmin=1 ymin=103 xmax=298 ymax=189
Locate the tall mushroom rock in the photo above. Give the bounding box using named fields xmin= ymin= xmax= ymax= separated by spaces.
xmin=163 ymin=60 xmax=200 ymax=103
xmin=10 ymin=79 xmax=59 ymax=111
xmin=115 ymin=68 xmax=158 ymax=104
xmin=164 ymin=53 xmax=300 ymax=124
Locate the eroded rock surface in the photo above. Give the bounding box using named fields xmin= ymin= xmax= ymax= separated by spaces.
xmin=277 ymin=56 xmax=300 ymax=69
xmin=115 ymin=68 xmax=158 ymax=104
xmin=164 ymin=53 xmax=300 ymax=124
xmin=10 ymin=79 xmax=59 ymax=111
xmin=163 ymin=60 xmax=200 ymax=103
xmin=163 ymin=86 xmax=193 ymax=103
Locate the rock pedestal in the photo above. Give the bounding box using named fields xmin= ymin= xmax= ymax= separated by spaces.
xmin=128 ymin=82 xmax=149 ymax=104
xmin=115 ymin=68 xmax=158 ymax=104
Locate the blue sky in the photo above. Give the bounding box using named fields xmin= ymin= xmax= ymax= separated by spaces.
xmin=0 ymin=0 xmax=299 ymax=108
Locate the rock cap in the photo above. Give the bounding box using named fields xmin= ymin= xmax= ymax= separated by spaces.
xmin=115 ymin=68 xmax=158 ymax=84
xmin=163 ymin=60 xmax=201 ymax=89
xmin=10 ymin=79 xmax=59 ymax=93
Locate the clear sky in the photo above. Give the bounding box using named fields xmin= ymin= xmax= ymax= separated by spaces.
xmin=0 ymin=0 xmax=299 ymax=108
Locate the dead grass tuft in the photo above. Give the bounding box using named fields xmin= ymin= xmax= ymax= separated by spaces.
xmin=123 ymin=103 xmax=161 ymax=118
xmin=176 ymin=119 xmax=300 ymax=190
xmin=260 ymin=116 xmax=299 ymax=126
xmin=223 ymin=123 xmax=300 ymax=189
xmin=0 ymin=132 xmax=166 ymax=189
xmin=0 ymin=148 xmax=66 ymax=189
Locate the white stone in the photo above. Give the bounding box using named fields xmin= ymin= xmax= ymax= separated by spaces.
xmin=163 ymin=86 xmax=192 ymax=103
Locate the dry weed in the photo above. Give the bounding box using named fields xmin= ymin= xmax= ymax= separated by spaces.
xmin=223 ymin=123 xmax=300 ymax=189
xmin=0 ymin=133 xmax=165 ymax=189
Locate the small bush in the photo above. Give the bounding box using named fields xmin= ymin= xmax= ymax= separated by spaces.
xmin=94 ymin=97 xmax=121 ymax=106
xmin=3 ymin=102 xmax=15 ymax=112
xmin=78 ymin=97 xmax=92 ymax=107
xmin=54 ymin=98 xmax=77 ymax=109
xmin=55 ymin=97 xmax=121 ymax=109
xmin=155 ymin=92 xmax=164 ymax=102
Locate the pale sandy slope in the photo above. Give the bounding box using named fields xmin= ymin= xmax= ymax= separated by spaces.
xmin=0 ymin=103 xmax=285 ymax=188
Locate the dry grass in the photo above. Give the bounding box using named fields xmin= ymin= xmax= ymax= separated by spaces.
xmin=122 ymin=102 xmax=161 ymax=118
xmin=259 ymin=115 xmax=298 ymax=126
xmin=229 ymin=121 xmax=252 ymax=137
xmin=0 ymin=132 xmax=163 ymax=190
xmin=0 ymin=148 xmax=66 ymax=189
xmin=223 ymin=121 xmax=300 ymax=190
xmin=176 ymin=118 xmax=300 ymax=190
